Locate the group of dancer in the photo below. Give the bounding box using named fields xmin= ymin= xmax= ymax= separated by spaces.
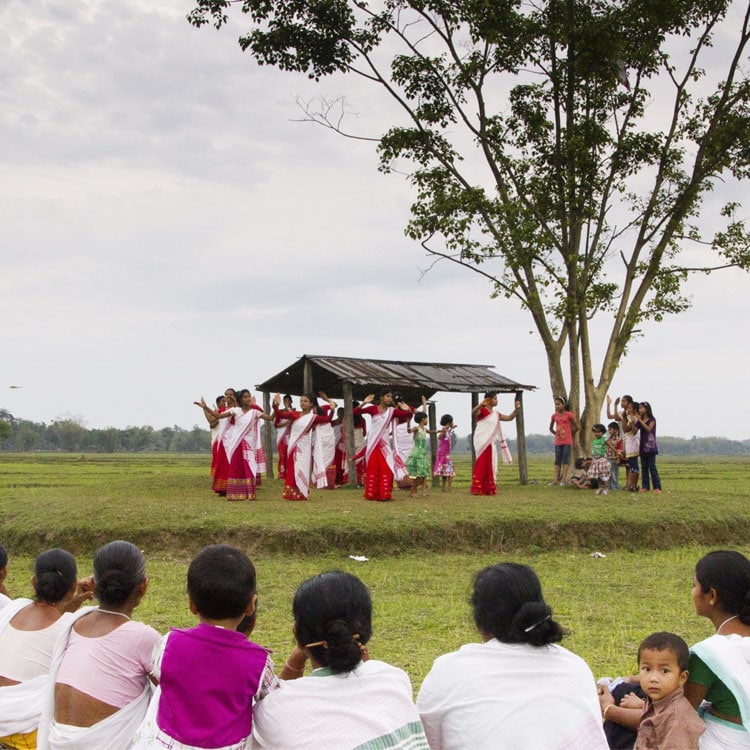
xmin=196 ymin=387 xmax=467 ymax=503
xmin=1 ymin=542 xmax=749 ymax=750
xmin=549 ymin=393 xmax=661 ymax=495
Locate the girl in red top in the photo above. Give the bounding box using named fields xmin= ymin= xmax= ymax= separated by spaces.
xmin=548 ymin=396 xmax=579 ymax=486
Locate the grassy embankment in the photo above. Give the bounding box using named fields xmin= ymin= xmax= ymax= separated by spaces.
xmin=1 ymin=453 xmax=749 ymax=686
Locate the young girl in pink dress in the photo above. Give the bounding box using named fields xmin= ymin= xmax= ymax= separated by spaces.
xmin=433 ymin=414 xmax=456 ymax=492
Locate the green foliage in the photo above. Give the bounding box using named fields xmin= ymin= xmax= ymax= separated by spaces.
xmin=187 ymin=0 xmax=750 ymax=451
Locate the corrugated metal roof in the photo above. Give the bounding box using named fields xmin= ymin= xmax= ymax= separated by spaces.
xmin=256 ymin=355 xmax=536 ymax=400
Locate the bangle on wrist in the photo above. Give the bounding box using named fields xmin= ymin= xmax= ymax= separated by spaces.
xmin=602 ymin=704 xmax=613 ymax=720
xmin=284 ymin=660 xmax=304 ymax=674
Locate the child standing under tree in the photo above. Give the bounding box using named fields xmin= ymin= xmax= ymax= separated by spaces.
xmin=549 ymin=396 xmax=579 ymax=485
xmin=622 ymin=400 xmax=641 ymax=492
xmin=433 ymin=414 xmax=456 ymax=492
xmin=637 ymin=401 xmax=662 ymax=493
xmin=406 ymin=400 xmax=432 ymax=497
xmin=605 ymin=421 xmax=623 ymax=491
xmin=589 ymin=424 xmax=611 ymax=496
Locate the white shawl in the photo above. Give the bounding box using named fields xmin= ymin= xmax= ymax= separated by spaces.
xmin=222 ymin=408 xmax=259 ymax=468
xmin=365 ymin=408 xmax=407 ymax=481
xmin=36 ymin=607 xmax=153 ymax=750
xmin=692 ymin=634 xmax=750 ymax=733
xmin=0 ymin=598 xmax=50 ymax=736
xmin=312 ymin=422 xmax=335 ymax=489
xmin=472 ymin=410 xmax=512 ymax=475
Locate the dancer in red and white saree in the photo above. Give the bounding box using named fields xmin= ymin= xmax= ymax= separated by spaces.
xmin=471 ymin=393 xmax=521 ymax=495
xmin=274 ymin=394 xmax=336 ymax=500
xmin=354 ymin=391 xmax=414 ymax=501
xmin=274 ymin=395 xmax=295 ymax=480
xmin=210 ymin=389 xmax=273 ymax=501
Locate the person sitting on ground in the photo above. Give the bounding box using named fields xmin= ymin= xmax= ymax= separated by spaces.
xmin=132 ymin=544 xmax=276 ymax=749
xmin=598 ymin=550 xmax=750 ymax=749
xmin=569 ymin=457 xmax=597 ymax=490
xmin=0 ymin=549 xmax=93 ymax=749
xmin=416 ymin=562 xmax=608 ymax=750
xmin=252 ymin=570 xmax=429 ymax=750
xmin=601 ymin=632 xmax=705 ymax=750
xmin=38 ymin=540 xmax=161 ymax=750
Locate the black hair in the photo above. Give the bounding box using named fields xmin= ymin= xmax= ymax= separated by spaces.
xmin=554 ymin=395 xmax=568 ymax=408
xmin=237 ymin=388 xmax=251 ymax=405
xmin=484 ymin=391 xmax=497 ymax=399
xmin=215 ymin=395 xmax=225 ymax=407
xmin=607 ymin=421 xmax=621 ymax=433
xmin=283 ymin=394 xmax=293 ymax=405
xmin=592 ymin=423 xmax=606 ymax=433
xmin=35 ymin=548 xmax=77 ymax=604
xmin=637 ymin=632 xmax=690 ymax=672
xmin=574 ymin=457 xmax=586 ymax=469
xmin=640 ymin=401 xmax=654 ymax=419
xmin=188 ymin=544 xmax=256 ymax=620
xmin=93 ymin=540 xmax=146 ymax=607
xmin=440 ymin=414 xmax=453 ymax=427
xmin=293 ymin=571 xmax=372 ymax=674
xmin=0 ymin=543 xmax=7 ymax=569
xmin=471 ymin=563 xmax=563 ymax=647
xmin=621 ymin=395 xmax=633 ymax=406
xmin=414 ymin=412 xmax=428 ymax=425
xmin=696 ymin=550 xmax=750 ymax=625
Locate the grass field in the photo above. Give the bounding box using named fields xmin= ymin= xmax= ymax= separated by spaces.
xmin=1 ymin=453 xmax=749 ymax=689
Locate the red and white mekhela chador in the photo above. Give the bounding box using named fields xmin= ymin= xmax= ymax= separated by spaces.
xmin=253 ymin=418 xmax=267 ymax=487
xmin=352 ymin=412 xmax=367 ymax=485
xmin=223 ymin=405 xmax=263 ymax=501
xmin=276 ymin=409 xmax=333 ymax=500
xmin=211 ymin=412 xmax=233 ymax=496
xmin=471 ymin=408 xmax=512 ymax=496
xmin=274 ymin=411 xmax=294 ymax=480
xmin=331 ymin=422 xmax=347 ymax=486
xmin=355 ymin=405 xmax=413 ymax=501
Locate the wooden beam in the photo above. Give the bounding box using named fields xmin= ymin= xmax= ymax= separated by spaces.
xmin=262 ymin=391 xmax=274 ymax=479
xmin=515 ymin=390 xmax=528 ymax=485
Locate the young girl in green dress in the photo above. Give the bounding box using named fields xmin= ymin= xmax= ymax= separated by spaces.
xmin=406 ymin=410 xmax=432 ymax=497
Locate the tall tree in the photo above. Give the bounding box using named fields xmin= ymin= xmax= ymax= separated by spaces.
xmin=189 ymin=0 xmax=750 ymax=450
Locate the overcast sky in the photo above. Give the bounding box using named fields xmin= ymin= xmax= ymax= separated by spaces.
xmin=1 ymin=1 xmax=748 ymax=441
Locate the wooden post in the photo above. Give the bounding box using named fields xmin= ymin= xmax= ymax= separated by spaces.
xmin=515 ymin=390 xmax=528 ymax=485
xmin=262 ymin=391 xmax=274 ymax=479
xmin=303 ymin=359 xmax=313 ymax=395
xmin=343 ymin=382 xmax=358 ymax=488
xmin=428 ymin=399 xmax=438 ymax=488
xmin=470 ymin=392 xmax=478 ymax=466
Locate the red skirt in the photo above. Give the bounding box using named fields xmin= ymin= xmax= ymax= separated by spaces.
xmin=212 ymin=443 xmax=230 ymax=495
xmin=471 ymin=447 xmax=496 ymax=495
xmin=363 ymin=446 xmax=394 ymax=501
xmin=226 ymin=442 xmax=256 ymax=501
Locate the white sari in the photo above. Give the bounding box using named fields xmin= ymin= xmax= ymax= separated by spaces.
xmin=37 ymin=607 xmax=153 ymax=750
xmin=312 ymin=421 xmax=335 ymax=488
xmin=0 ymin=598 xmax=50 ymax=736
xmin=692 ymin=634 xmax=750 ymax=749
xmin=287 ymin=413 xmax=317 ymax=498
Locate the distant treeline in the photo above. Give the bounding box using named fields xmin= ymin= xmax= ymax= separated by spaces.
xmin=453 ymin=433 xmax=750 ymax=456
xmin=0 ymin=411 xmax=210 ymax=453
xmin=0 ymin=410 xmax=748 ymax=455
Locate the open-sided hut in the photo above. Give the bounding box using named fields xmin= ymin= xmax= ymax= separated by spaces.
xmin=256 ymin=354 xmax=536 ymax=486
